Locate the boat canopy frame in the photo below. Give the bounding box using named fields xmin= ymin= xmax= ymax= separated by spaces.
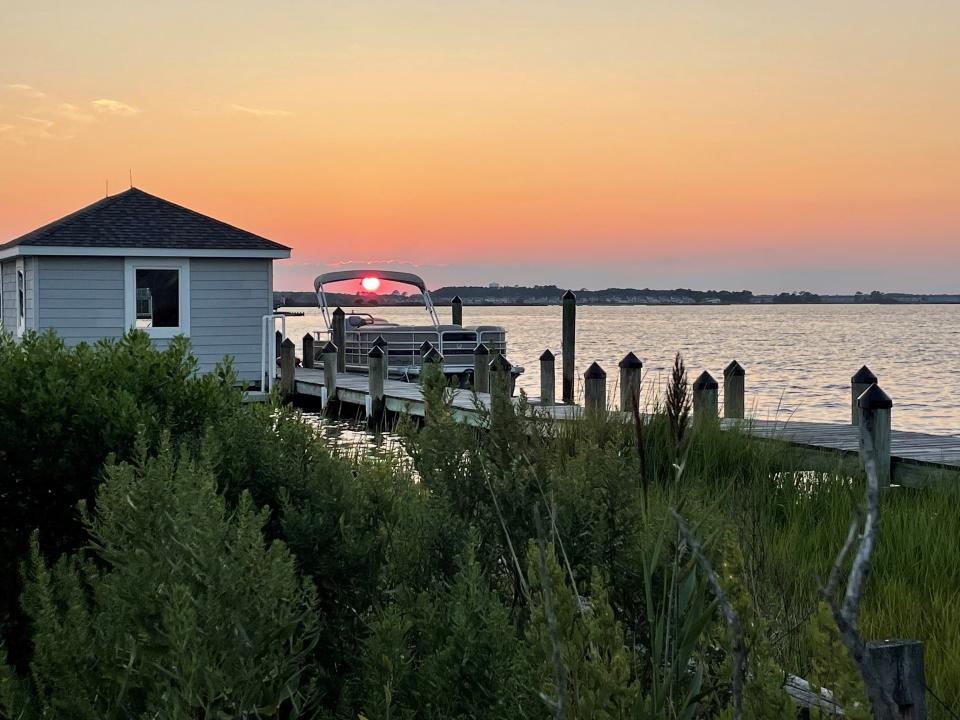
xmin=314 ymin=269 xmax=440 ymax=328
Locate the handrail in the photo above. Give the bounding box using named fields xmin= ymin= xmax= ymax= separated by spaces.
xmin=260 ymin=314 xmax=287 ymax=392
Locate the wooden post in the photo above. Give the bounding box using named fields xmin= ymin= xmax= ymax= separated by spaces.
xmin=419 ymin=340 xmax=433 ymax=369
xmin=280 ymin=338 xmax=296 ymax=398
xmin=489 ymin=352 xmax=513 ymax=419
xmin=584 ymin=362 xmax=606 ymax=412
xmin=302 ymin=333 xmax=315 ymax=369
xmin=421 ymin=346 xmax=443 ymax=385
xmin=367 ymin=345 xmax=385 ymax=425
xmin=723 ymin=360 xmax=745 ymax=419
xmin=858 ymin=383 xmax=892 ymax=487
xmin=618 ymin=352 xmax=642 ymax=412
xmin=692 ymin=371 xmax=719 ymax=419
xmin=473 ymin=343 xmax=490 ymax=393
xmin=321 ymin=341 xmax=338 ymax=406
xmin=865 ymin=640 xmax=927 ymax=720
xmin=332 ymin=307 xmax=346 ymax=373
xmin=562 ymin=290 xmax=576 ymax=404
xmin=851 ymin=365 xmax=878 ymax=425
xmin=275 ymin=329 xmax=282 ymax=360
xmin=539 ymin=349 xmax=555 ymax=405
xmin=451 ymin=295 xmax=463 ymax=326
xmin=373 ymin=335 xmax=389 ymax=382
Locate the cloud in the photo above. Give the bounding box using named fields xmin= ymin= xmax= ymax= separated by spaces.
xmin=91 ymin=98 xmax=141 ymax=116
xmin=17 ymin=115 xmax=54 ymax=128
xmin=4 ymin=83 xmax=45 ymax=98
xmin=58 ymin=102 xmax=95 ymax=123
xmin=230 ymin=104 xmax=293 ymax=117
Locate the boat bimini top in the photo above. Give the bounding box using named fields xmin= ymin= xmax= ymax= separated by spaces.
xmin=314 ymin=269 xmax=439 ymax=328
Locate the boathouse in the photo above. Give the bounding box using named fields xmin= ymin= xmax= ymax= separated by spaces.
xmin=0 ymin=188 xmax=290 ymax=383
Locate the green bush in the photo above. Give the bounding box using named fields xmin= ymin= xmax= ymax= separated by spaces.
xmin=0 ymin=330 xmax=239 ymax=664
xmin=2 ymin=443 xmax=318 ymax=719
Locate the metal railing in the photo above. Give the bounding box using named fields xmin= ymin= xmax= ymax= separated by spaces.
xmin=260 ymin=314 xmax=287 ymax=392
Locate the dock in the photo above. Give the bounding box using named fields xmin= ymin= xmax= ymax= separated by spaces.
xmin=291 ymin=366 xmax=960 ymax=484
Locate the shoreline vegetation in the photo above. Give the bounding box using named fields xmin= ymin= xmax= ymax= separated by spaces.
xmin=2 ymin=330 xmax=960 ymax=718
xmin=275 ymin=287 xmax=960 ymax=308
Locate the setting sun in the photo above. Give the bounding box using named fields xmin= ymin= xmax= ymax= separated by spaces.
xmin=361 ymin=276 xmax=381 ymax=292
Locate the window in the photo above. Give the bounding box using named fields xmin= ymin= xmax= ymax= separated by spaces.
xmin=124 ymin=259 xmax=190 ymax=338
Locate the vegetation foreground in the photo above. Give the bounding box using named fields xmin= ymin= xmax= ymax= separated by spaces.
xmin=1 ymin=331 xmax=959 ymax=719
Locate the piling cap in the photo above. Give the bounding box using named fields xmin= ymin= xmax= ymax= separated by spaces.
xmin=692 ymin=371 xmax=718 ymax=390
xmin=584 ymin=361 xmax=606 ymax=380
xmin=424 ymin=347 xmax=443 ymax=363
xmin=619 ymin=351 xmax=643 ymax=369
xmin=372 ymin=335 xmax=388 ymax=348
xmin=858 ymin=383 xmax=892 ymax=410
xmin=474 ymin=342 xmax=490 ymax=356
xmin=419 ymin=340 xmax=434 ymax=353
xmin=452 ymin=295 xmax=462 ymax=303
xmin=562 ymin=289 xmax=576 ymax=301
xmin=332 ymin=306 xmax=345 ymax=317
xmin=302 ymin=332 xmax=315 ymax=341
xmin=724 ymin=360 xmax=745 ymax=377
xmin=489 ymin=353 xmax=512 ymax=371
xmin=539 ymin=348 xmax=555 ymax=361
xmin=852 ymin=365 xmax=877 ymax=384
xmin=368 ymin=345 xmax=385 ymax=359
xmin=320 ymin=340 xmax=338 ymax=354
xmin=281 ymin=338 xmax=295 ymax=349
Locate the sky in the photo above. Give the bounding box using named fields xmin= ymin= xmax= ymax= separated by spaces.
xmin=1 ymin=1 xmax=958 ymax=293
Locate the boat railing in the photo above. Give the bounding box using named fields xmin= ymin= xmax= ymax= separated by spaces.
xmin=314 ymin=327 xmax=508 ymax=370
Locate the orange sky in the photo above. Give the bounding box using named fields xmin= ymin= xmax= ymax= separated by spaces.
xmin=2 ymin=1 xmax=958 ymax=292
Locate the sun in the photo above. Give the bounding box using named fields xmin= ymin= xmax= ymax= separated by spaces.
xmin=361 ymin=276 xmax=381 ymax=292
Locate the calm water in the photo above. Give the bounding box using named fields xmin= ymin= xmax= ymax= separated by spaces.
xmin=280 ymin=304 xmax=960 ymax=436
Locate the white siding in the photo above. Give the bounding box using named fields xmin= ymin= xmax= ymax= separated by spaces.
xmin=0 ymin=260 xmax=14 ymax=331
xmin=189 ymin=258 xmax=270 ymax=381
xmin=37 ymin=256 xmax=126 ymax=343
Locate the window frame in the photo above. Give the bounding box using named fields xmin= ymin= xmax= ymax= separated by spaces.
xmin=15 ymin=257 xmax=25 ymax=337
xmin=124 ymin=258 xmax=191 ymax=338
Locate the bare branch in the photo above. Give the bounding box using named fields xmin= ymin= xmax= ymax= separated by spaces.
xmin=824 ymin=516 xmax=860 ymax=601
xmin=533 ymin=504 xmax=566 ymax=720
xmin=671 ymin=508 xmax=745 ymax=720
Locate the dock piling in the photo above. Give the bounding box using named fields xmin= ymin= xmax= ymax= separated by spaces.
xmin=302 ymin=333 xmax=315 ymax=369
xmin=473 ymin=343 xmax=490 ymax=393
xmin=275 ymin=330 xmax=282 ymax=361
xmin=321 ymin=341 xmax=338 ymax=408
xmin=562 ymin=290 xmax=577 ymax=404
xmin=373 ymin=335 xmax=389 ymax=382
xmin=584 ymin=362 xmax=606 ymax=412
xmin=723 ymin=361 xmax=745 ymax=419
xmin=280 ymin=338 xmax=296 ymax=398
xmin=618 ymin=352 xmax=643 ymax=412
xmin=865 ymin=640 xmax=927 ymax=719
xmin=692 ymin=371 xmax=719 ymax=419
xmin=540 ymin=349 xmax=555 ymax=405
xmin=422 ymin=346 xmax=443 ymax=385
xmin=851 ymin=365 xmax=878 ymax=426
xmin=367 ymin=345 xmax=386 ymax=425
xmin=489 ymin=353 xmax=513 ymax=421
xmin=332 ymin=307 xmax=346 ymax=373
xmin=419 ymin=340 xmax=433 ymax=369
xmin=858 ymin=383 xmax=892 ymax=487
xmin=451 ymin=295 xmax=463 ymax=326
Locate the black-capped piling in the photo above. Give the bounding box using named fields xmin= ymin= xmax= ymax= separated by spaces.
xmin=584 ymin=361 xmax=606 ymax=412
xmin=321 ymin=341 xmax=338 ymax=409
xmin=280 ymin=338 xmax=296 ymax=398
xmin=723 ymin=360 xmax=745 ymax=420
xmin=332 ymin=307 xmax=346 ymax=372
xmin=473 ymin=343 xmax=490 ymax=393
xmin=618 ymin=352 xmax=642 ymax=412
xmin=692 ymin=370 xmax=719 ymax=419
xmin=451 ymin=295 xmax=463 ymax=326
xmin=372 ymin=335 xmax=389 ymax=382
xmin=367 ymin=345 xmax=386 ymax=425
xmin=562 ymin=290 xmax=576 ymax=404
xmin=540 ymin=349 xmax=556 ymax=405
xmin=858 ymin=383 xmax=892 ymax=487
xmin=851 ymin=365 xmax=877 ymax=425
xmin=302 ymin=333 xmax=315 ymax=369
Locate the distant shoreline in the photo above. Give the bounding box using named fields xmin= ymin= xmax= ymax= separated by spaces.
xmin=275 ymin=298 xmax=960 ymax=308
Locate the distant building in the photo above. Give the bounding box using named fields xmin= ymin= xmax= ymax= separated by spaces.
xmin=0 ymin=188 xmax=291 ymax=383
xmin=488 ymin=282 xmax=500 ymax=289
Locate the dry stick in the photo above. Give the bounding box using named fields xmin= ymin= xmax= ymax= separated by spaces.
xmin=670 ymin=509 xmax=745 ymax=720
xmin=479 ymin=457 xmax=531 ymax=603
xmin=815 ymin=429 xmax=897 ymax=717
xmin=533 ymin=504 xmax=566 ymax=720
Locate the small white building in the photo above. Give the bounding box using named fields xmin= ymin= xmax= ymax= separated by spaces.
xmin=0 ymin=188 xmax=291 ymax=383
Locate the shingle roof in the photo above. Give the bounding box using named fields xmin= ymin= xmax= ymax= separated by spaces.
xmin=0 ymin=187 xmax=290 ymax=254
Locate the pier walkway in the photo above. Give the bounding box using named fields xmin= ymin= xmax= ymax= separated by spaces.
xmin=293 ymin=367 xmax=960 ymax=482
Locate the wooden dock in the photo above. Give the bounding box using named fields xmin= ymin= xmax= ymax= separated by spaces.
xmin=292 ymin=367 xmax=960 ymax=483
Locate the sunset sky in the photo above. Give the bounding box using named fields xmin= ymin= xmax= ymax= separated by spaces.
xmin=2 ymin=1 xmax=958 ymax=293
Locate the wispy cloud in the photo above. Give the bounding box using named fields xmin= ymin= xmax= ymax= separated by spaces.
xmin=91 ymin=98 xmax=141 ymax=116
xmin=17 ymin=115 xmax=54 ymax=128
xmin=58 ymin=102 xmax=95 ymax=123
xmin=326 ymin=259 xmax=446 ymax=269
xmin=230 ymin=104 xmax=293 ymax=117
xmin=4 ymin=83 xmax=45 ymax=98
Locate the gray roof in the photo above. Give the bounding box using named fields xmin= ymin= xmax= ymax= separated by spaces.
xmin=0 ymin=187 xmax=290 ymax=254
